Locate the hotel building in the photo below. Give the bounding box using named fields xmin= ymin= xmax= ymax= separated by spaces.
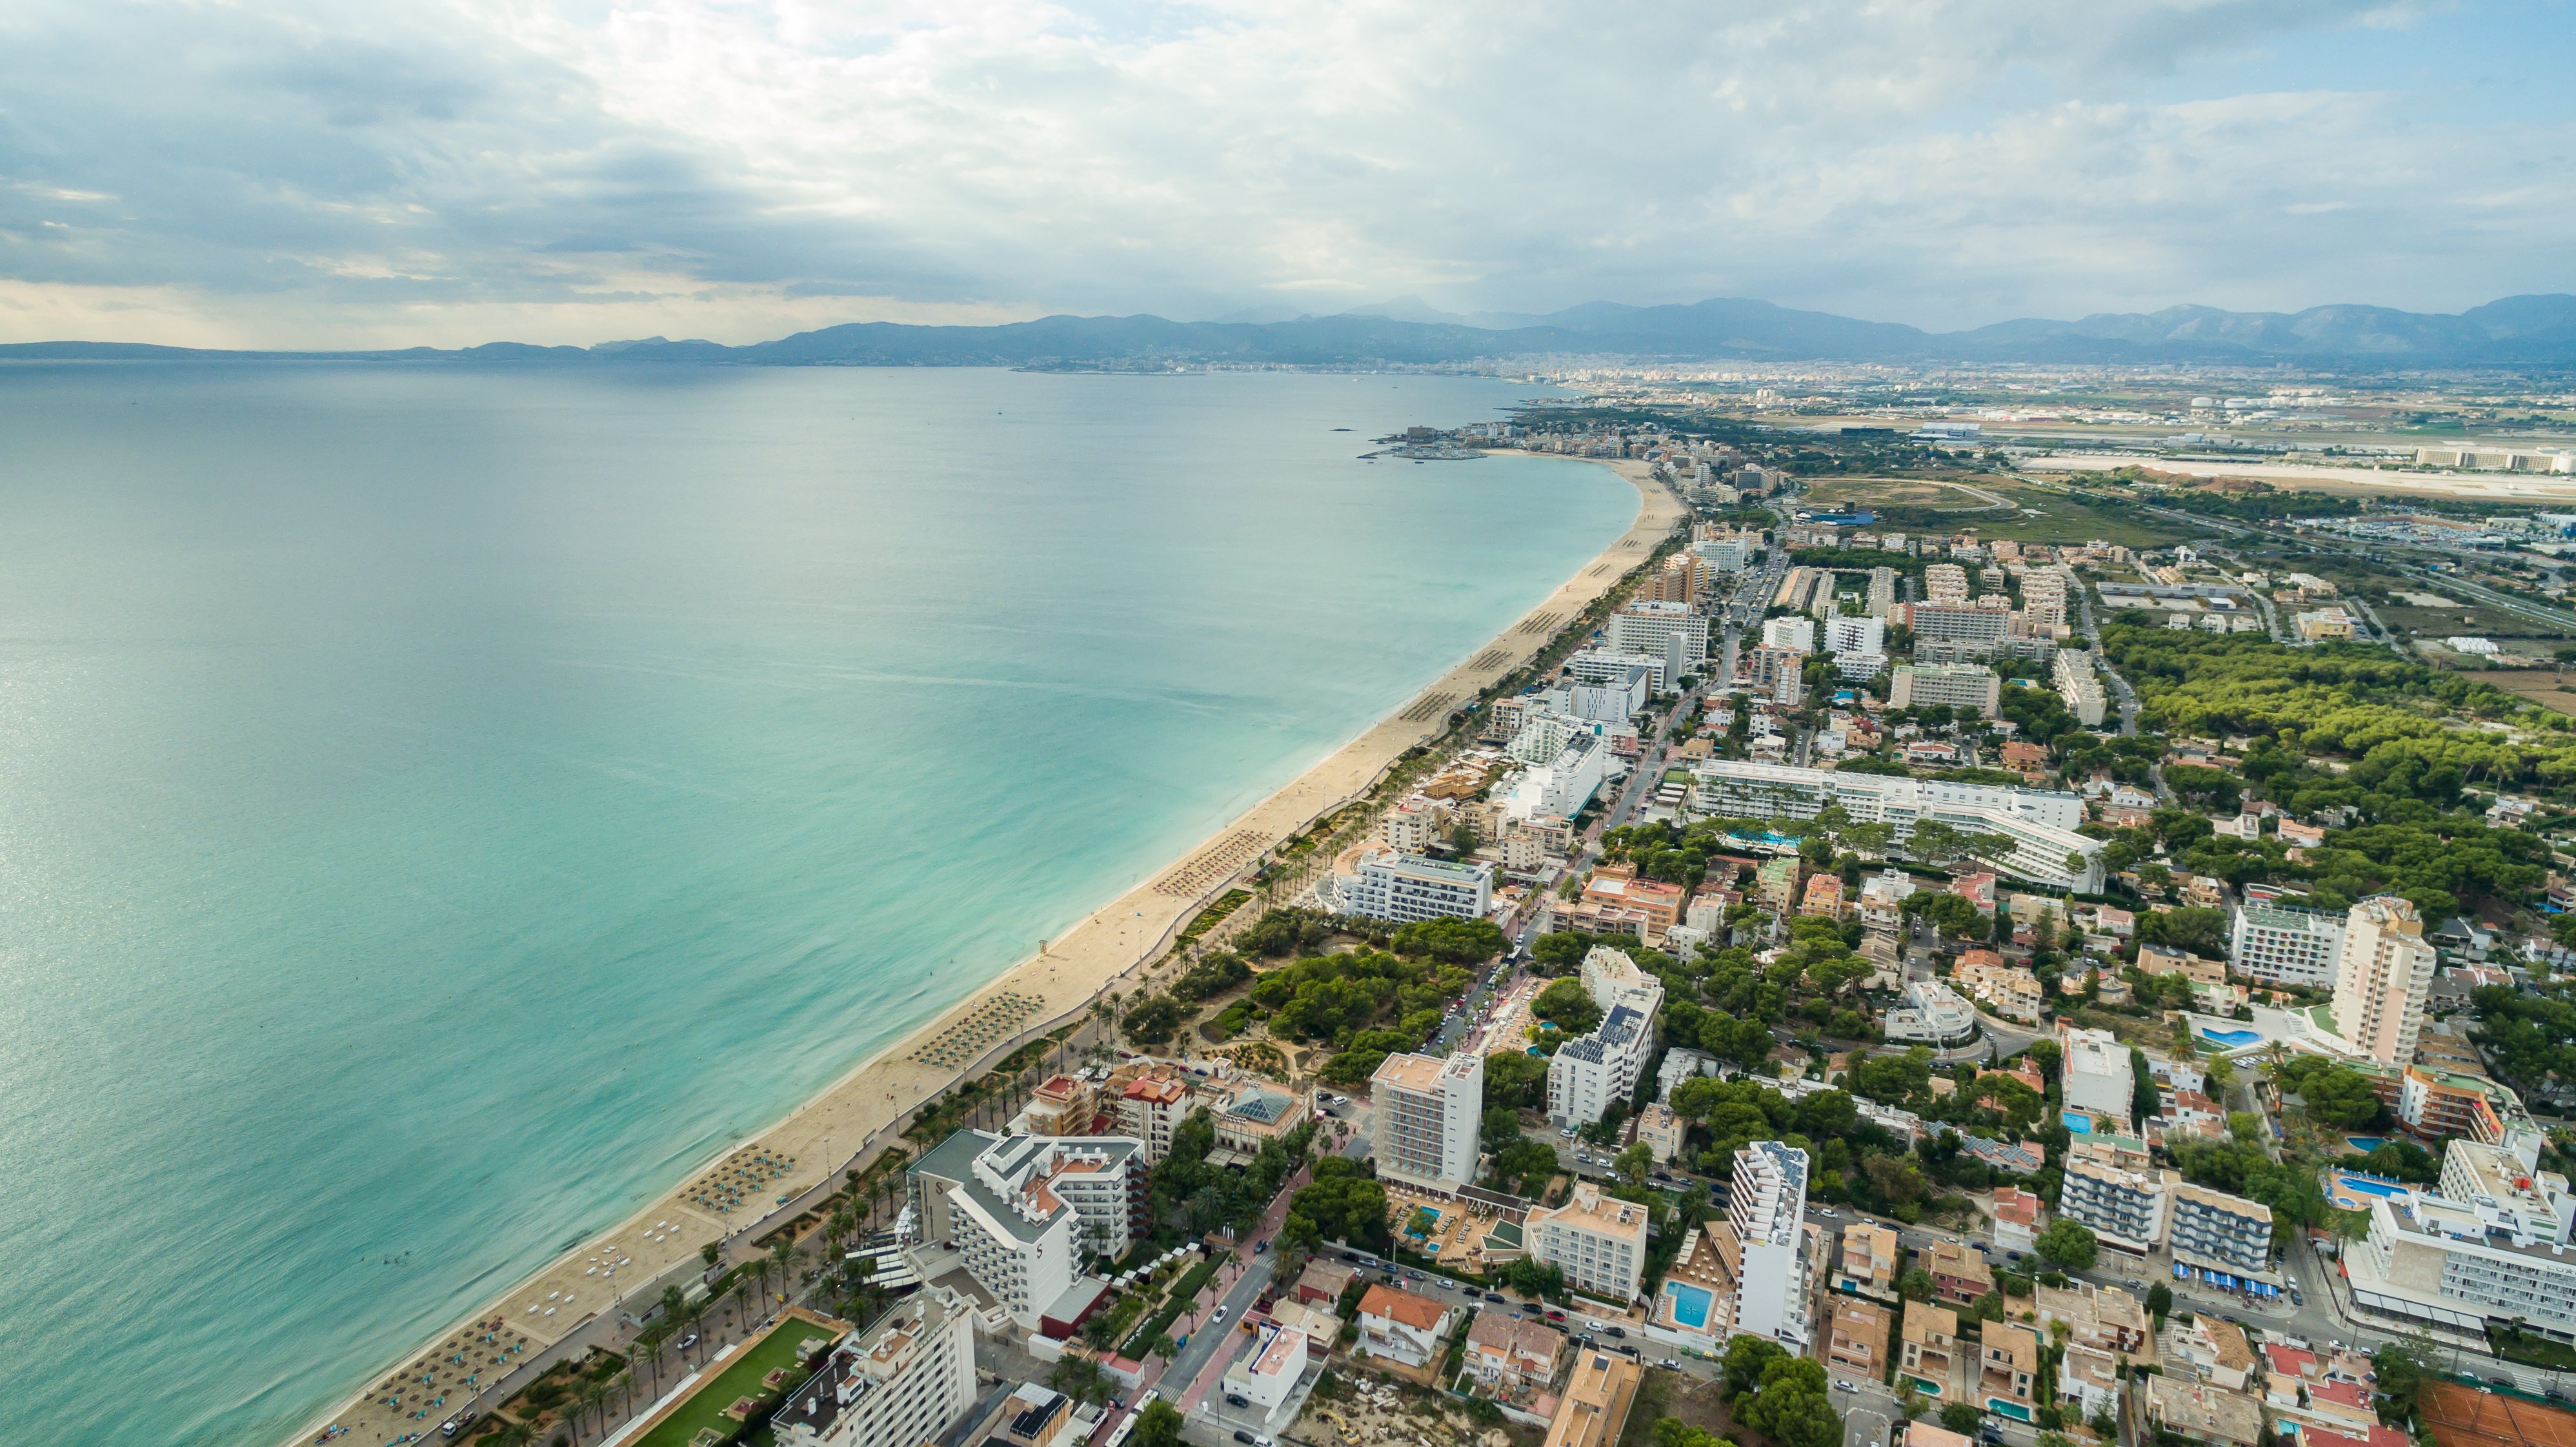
xmin=1528 ymin=1182 xmax=1653 ymax=1303
xmin=1331 ymin=850 xmax=1494 ymax=924
xmin=2060 ymin=1027 xmax=2137 ymax=1135
xmin=2057 ymin=1142 xmax=2173 ymax=1255
xmin=1889 ymin=662 xmax=2002 ymax=718
xmin=1720 ymin=1142 xmax=1815 ymax=1346
xmin=1606 ymin=601 xmax=1709 ymax=663
xmin=1371 ymin=1050 xmax=1484 ymax=1191
xmin=775 ymin=1286 xmax=980 ymax=1447
xmin=1686 ymin=760 xmax=2103 ymax=891
xmin=911 ymin=1131 xmax=1145 ymax=1329
xmin=2229 ymin=903 xmax=2345 ymax=989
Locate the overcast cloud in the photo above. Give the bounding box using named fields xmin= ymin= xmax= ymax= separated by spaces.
xmin=0 ymin=0 xmax=2568 ymax=347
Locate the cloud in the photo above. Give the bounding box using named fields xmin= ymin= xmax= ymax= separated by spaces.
xmin=0 ymin=0 xmax=2562 ymax=345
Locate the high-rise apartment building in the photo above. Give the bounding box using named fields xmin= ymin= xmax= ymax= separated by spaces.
xmin=1371 ymin=1050 xmax=1484 ymax=1191
xmin=1866 ymin=567 xmax=1898 ymax=618
xmin=1924 ymin=563 xmax=1970 ymax=603
xmin=1720 ymin=1142 xmax=1816 ymax=1346
xmin=2333 ymin=895 xmax=2437 ymax=1065
xmin=2057 ymin=1138 xmax=2172 ymax=1255
xmin=2053 ymin=650 xmax=2106 ymax=728
xmin=1548 ymin=947 xmax=1664 ymax=1127
xmin=1826 ymin=614 xmax=1886 ymax=658
xmin=2060 ymin=1027 xmax=2135 ymax=1135
xmin=1907 ymin=603 xmax=2013 ymax=645
xmin=1606 ymin=601 xmax=1709 ymax=664
xmin=1762 ymin=615 xmax=1816 ymax=653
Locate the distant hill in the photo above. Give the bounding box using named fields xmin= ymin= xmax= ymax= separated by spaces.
xmin=8 ymin=294 xmax=2573 ymax=367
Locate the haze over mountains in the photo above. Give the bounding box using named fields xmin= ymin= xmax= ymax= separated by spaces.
xmin=12 ymin=294 xmax=2576 ymax=368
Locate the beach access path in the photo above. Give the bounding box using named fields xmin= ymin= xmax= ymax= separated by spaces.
xmin=290 ymin=456 xmax=1684 ymax=1447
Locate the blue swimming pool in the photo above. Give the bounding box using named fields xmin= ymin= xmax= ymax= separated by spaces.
xmin=2346 ymin=1136 xmax=2388 ymax=1154
xmin=2061 ymin=1110 xmax=2093 ymax=1133
xmin=2198 ymin=1027 xmax=2262 ymax=1047
xmin=1666 ymin=1282 xmax=1713 ymax=1330
xmin=2336 ymin=1172 xmax=2408 ymax=1199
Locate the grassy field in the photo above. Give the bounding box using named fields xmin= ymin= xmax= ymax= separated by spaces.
xmin=2459 ymin=668 xmax=2576 ymax=716
xmin=1806 ymin=476 xmax=2191 ymax=547
xmin=638 ymin=1316 xmax=843 ymax=1447
xmin=2380 ymin=603 xmax=2576 ymax=640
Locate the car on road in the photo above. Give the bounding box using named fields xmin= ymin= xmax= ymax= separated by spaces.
xmin=676 ymin=1334 xmax=698 ymax=1351
xmin=1210 ymin=1306 xmax=1227 ymax=1324
xmin=1835 ymin=1381 xmax=1853 ymax=1392
xmin=1484 ymin=1292 xmax=1506 ymax=1303
xmin=1235 ymin=1433 xmax=1257 ymax=1444
xmin=2491 ymin=1375 xmax=2515 ymax=1390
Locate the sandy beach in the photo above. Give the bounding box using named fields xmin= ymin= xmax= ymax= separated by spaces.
xmin=289 ymin=455 xmax=1683 ymax=1447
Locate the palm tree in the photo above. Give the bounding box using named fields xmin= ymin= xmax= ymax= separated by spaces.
xmin=772 ymin=1238 xmax=802 ymax=1307
xmin=492 ymin=1422 xmax=538 ymax=1447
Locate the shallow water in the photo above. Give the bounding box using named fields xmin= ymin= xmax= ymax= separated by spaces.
xmin=0 ymin=363 xmax=1631 ymax=1444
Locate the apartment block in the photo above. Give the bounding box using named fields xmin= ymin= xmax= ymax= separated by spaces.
xmin=1528 ymin=1182 xmax=1653 ymax=1304
xmin=2170 ymin=1182 xmax=2276 ymax=1280
xmin=1721 ymin=1142 xmax=1816 ymax=1346
xmin=1907 ymin=603 xmax=2011 ymax=644
xmin=2058 ymin=1142 xmax=2173 ymax=1254
xmin=775 ymin=1286 xmax=980 ymax=1447
xmin=2061 ymin=1026 xmax=2137 ymax=1135
xmin=1371 ymin=1050 xmax=1484 ymax=1190
xmin=2054 ymin=649 xmax=2107 ymax=727
xmin=1606 ymin=601 xmax=1709 ymax=663
xmin=1889 ymin=662 xmax=2002 ymax=717
xmin=2229 ymin=903 xmax=2344 ymax=988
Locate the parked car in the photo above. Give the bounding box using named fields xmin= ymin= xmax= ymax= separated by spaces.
xmin=1236 ymin=1432 xmax=1258 ymax=1443
xmin=1228 ymin=1396 xmax=1253 ymax=1410
xmin=1604 ymin=1326 xmax=1627 ymax=1339
xmin=1484 ymin=1291 xmax=1506 ymax=1303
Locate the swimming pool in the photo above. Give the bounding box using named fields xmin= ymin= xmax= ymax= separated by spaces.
xmin=1406 ymin=1207 xmax=1442 ymax=1239
xmin=2198 ymin=1027 xmax=2262 ymax=1047
xmin=2346 ymin=1136 xmax=2388 ymax=1154
xmin=2335 ymin=1173 xmax=2408 ymax=1199
xmin=2061 ymin=1110 xmax=2093 ymax=1133
xmin=1665 ymin=1282 xmax=1713 ymax=1330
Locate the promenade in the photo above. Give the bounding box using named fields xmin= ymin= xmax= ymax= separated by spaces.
xmin=290 ymin=457 xmax=1686 ymax=1446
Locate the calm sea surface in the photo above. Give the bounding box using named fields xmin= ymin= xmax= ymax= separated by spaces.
xmin=0 ymin=364 xmax=1629 ymax=1444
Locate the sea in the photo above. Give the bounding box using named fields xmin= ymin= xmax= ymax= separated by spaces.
xmin=0 ymin=363 xmax=1633 ymax=1445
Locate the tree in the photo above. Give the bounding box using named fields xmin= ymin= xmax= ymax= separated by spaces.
xmin=1049 ymin=1355 xmax=1116 ymax=1407
xmin=2146 ymin=1282 xmax=2172 ymax=1322
xmin=1900 ymin=1268 xmax=1937 ymax=1302
xmin=2035 ymin=1219 xmax=2099 ymax=1273
xmin=1503 ymin=1258 xmax=1567 ymax=1300
xmin=1940 ymin=1404 xmax=1984 ymax=1434
xmin=1123 ymin=995 xmax=1185 ymax=1045
xmin=1483 ymin=1106 xmax=1524 ymax=1153
xmin=1131 ymin=1399 xmax=1186 ymax=1447
xmin=1722 ymin=1334 xmax=1791 ymax=1395
xmin=1533 ymin=976 xmax=1603 ymax=1035
xmin=2372 ymin=1331 xmax=2442 ymax=1421
xmin=1485 ymin=1049 xmax=1550 ymax=1109
xmin=2301 ymin=1066 xmax=2387 ymax=1129
xmin=1615 ymin=1141 xmax=1655 ymax=1188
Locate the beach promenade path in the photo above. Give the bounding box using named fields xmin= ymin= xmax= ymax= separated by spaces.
xmin=293 ymin=458 xmax=1683 ymax=1447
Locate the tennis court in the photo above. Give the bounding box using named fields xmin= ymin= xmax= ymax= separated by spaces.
xmin=2424 ymin=1380 xmax=2576 ymax=1447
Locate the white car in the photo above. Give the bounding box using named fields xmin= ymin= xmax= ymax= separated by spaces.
xmin=1210 ymin=1306 xmax=1228 ymax=1324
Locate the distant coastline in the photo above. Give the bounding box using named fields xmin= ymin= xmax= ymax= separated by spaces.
xmin=283 ymin=452 xmax=1685 ymax=1447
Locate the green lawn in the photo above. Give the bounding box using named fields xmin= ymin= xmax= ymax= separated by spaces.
xmin=638 ymin=1317 xmax=844 ymax=1447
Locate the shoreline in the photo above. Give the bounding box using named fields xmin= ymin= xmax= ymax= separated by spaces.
xmin=288 ymin=453 xmax=1684 ymax=1447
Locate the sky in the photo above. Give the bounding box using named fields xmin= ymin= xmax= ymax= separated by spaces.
xmin=1 ymin=0 xmax=2570 ymax=349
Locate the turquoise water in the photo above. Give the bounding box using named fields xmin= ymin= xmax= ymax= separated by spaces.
xmin=2335 ymin=1172 xmax=2410 ymax=1199
xmin=1665 ymin=1281 xmax=1713 ymax=1330
xmin=2346 ymin=1136 xmax=2389 ymax=1153
xmin=0 ymin=364 xmax=1634 ymax=1446
xmin=2061 ymin=1109 xmax=2093 ymax=1132
xmin=2199 ymin=1027 xmax=2262 ymax=1047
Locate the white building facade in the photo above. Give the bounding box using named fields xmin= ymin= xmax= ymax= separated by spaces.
xmin=1687 ymin=760 xmax=2104 ymax=891
xmin=2229 ymin=904 xmax=2344 ymax=988
xmin=1331 ymin=851 xmax=1494 ymax=924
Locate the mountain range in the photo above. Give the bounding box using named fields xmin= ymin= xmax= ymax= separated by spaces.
xmin=11 ymin=294 xmax=2576 ymax=367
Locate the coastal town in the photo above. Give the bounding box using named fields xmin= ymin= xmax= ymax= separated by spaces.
xmin=354 ymin=404 xmax=2576 ymax=1447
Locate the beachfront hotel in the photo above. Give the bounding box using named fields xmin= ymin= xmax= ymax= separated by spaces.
xmin=909 ymin=1131 xmax=1145 ymax=1330
xmin=1605 ymin=600 xmax=1709 ymax=663
xmin=1685 ymin=760 xmax=2103 ymax=891
xmin=2331 ymin=895 xmax=2437 ymax=1066
xmin=1327 ymin=849 xmax=1494 ymax=924
xmin=1371 ymin=1049 xmax=1484 ymax=1191
xmin=1527 ymin=1182 xmax=1651 ymax=1303
xmin=773 ymin=1285 xmax=980 ymax=1447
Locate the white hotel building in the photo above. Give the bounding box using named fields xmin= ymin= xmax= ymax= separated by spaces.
xmin=1726 ymin=1141 xmax=1816 ymax=1347
xmin=1687 ymin=760 xmax=2104 ymax=891
xmin=1329 ymin=850 xmax=1494 ymax=924
xmin=1548 ymin=950 xmax=1665 ymax=1129
xmin=2228 ymin=903 xmax=2345 ymax=988
xmin=911 ymin=1131 xmax=1145 ymax=1330
xmin=775 ymin=1285 xmax=981 ymax=1447
xmin=1607 ymin=600 xmax=1710 ymax=663
xmin=2349 ymin=1135 xmax=2576 ymax=1338
xmin=1371 ymin=1050 xmax=1485 ymax=1191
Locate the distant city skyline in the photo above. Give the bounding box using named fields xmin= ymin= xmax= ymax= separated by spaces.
xmin=2 ymin=0 xmax=2570 ymax=349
